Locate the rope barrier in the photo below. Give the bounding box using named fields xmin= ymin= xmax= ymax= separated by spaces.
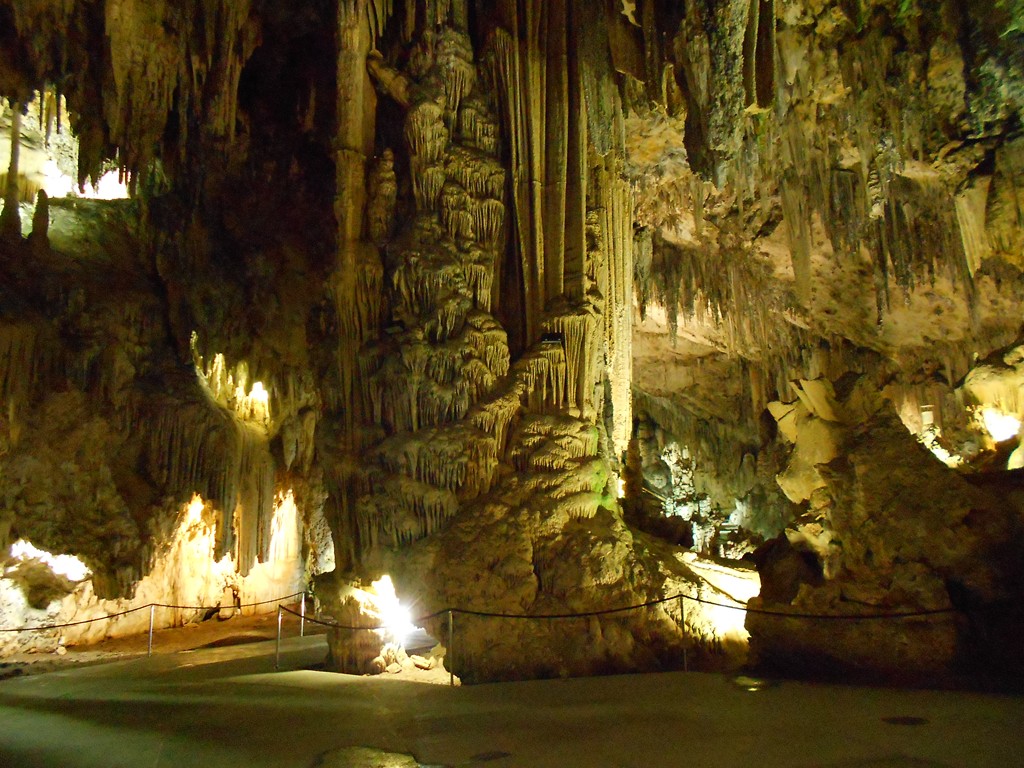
xmin=0 ymin=592 xmax=306 ymax=634
xmin=0 ymin=604 xmax=152 ymax=633
xmin=280 ymin=606 xmax=373 ymax=631
xmin=156 ymin=592 xmax=306 ymax=612
xmin=0 ymin=583 xmax=965 ymax=637
xmin=278 ymin=590 xmax=960 ymax=633
xmin=694 ymin=595 xmax=958 ymax=621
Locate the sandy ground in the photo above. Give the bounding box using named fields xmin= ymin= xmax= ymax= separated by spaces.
xmin=0 ymin=626 xmax=1022 ymax=767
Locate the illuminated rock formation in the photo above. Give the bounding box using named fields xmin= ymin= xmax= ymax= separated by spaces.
xmin=0 ymin=0 xmax=1022 ymax=684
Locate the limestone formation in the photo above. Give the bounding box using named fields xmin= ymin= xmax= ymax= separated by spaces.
xmin=0 ymin=0 xmax=1022 ymax=685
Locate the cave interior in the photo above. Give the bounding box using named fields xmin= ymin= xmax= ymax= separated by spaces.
xmin=1 ymin=0 xmax=1024 ymax=685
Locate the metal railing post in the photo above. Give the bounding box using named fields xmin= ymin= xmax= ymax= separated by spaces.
xmin=148 ymin=604 xmax=155 ymax=657
xmin=275 ymin=605 xmax=283 ymax=671
xmin=447 ymin=610 xmax=454 ymax=687
xmin=300 ymin=592 xmax=306 ymax=638
xmin=680 ymin=594 xmax=688 ymax=673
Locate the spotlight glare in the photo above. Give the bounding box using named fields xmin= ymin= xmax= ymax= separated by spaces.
xmin=981 ymin=408 xmax=1021 ymax=443
xmin=381 ymin=602 xmax=415 ymax=646
xmin=352 ymin=575 xmax=417 ymax=646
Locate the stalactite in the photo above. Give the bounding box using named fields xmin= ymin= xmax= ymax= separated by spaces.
xmin=326 ymin=246 xmax=384 ymax=435
xmin=552 ymin=490 xmax=606 ymax=520
xmin=458 ymin=98 xmax=501 ymax=156
xmin=440 ymin=183 xmax=472 ymax=239
xmin=464 ymin=260 xmax=494 ymax=312
xmin=359 ymin=476 xmax=459 ymax=550
xmin=878 ymin=173 xmax=976 ymax=307
xmin=781 ymin=173 xmax=812 ymax=305
xmin=577 ymin=0 xmax=624 ymax=159
xmin=406 ymin=100 xmax=449 ymax=164
xmin=512 ymin=419 xmax=601 ymax=474
xmin=504 ymin=415 xmax=609 ymax=526
xmin=367 ymin=149 xmax=398 ymax=244
xmin=633 ymin=227 xmax=653 ymax=320
xmin=470 ymin=388 xmax=521 ymax=454
xmin=487 ymin=23 xmax=545 ymax=342
xmin=594 ymin=162 xmax=634 ymax=453
xmin=955 ymin=178 xmax=991 ymax=277
xmin=366 ymin=307 xmax=507 ymax=438
xmin=234 ymin=428 xmax=277 ymax=573
xmin=406 ymin=97 xmax=450 ymax=216
xmin=426 ymin=294 xmax=470 ymax=343
xmin=412 ymin=163 xmax=446 ymax=211
xmin=543 ymin=307 xmax=598 ymax=414
xmin=340 ymin=0 xmax=394 ymax=42
xmin=0 ymin=323 xmax=55 ymax=434
xmin=472 ymin=198 xmax=506 ymax=246
xmin=436 ymin=29 xmax=476 ymax=117
xmin=99 ymin=0 xmax=260 ymax=178
xmin=127 ymin=394 xmax=275 ymax=573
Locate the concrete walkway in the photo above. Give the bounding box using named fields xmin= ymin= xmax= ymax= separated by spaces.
xmin=0 ymin=635 xmax=1021 ymax=767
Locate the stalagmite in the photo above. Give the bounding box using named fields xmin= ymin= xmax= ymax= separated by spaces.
xmin=27 ymin=189 xmax=48 ymax=254
xmin=1 ymin=102 xmax=22 ymax=239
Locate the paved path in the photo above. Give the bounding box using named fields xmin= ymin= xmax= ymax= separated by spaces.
xmin=0 ymin=635 xmax=1021 ymax=767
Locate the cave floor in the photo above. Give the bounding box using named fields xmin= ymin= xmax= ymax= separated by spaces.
xmin=0 ymin=633 xmax=1021 ymax=768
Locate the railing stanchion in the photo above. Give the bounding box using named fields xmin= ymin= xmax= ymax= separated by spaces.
xmin=680 ymin=594 xmax=688 ymax=673
xmin=275 ymin=605 xmax=283 ymax=671
xmin=147 ymin=604 xmax=155 ymax=657
xmin=447 ymin=610 xmax=454 ymax=687
xmin=300 ymin=592 xmax=306 ymax=638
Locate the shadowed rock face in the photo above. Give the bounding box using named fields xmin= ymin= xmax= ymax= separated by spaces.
xmin=0 ymin=0 xmax=1023 ymax=681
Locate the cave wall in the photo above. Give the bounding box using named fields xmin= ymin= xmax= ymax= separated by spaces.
xmin=0 ymin=1 xmax=336 ymax=647
xmin=623 ymin=0 xmax=1024 ymax=680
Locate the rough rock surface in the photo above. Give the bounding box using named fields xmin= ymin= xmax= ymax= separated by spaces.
xmin=749 ymin=376 xmax=1024 ymax=679
xmin=0 ymin=0 xmax=1022 ymax=683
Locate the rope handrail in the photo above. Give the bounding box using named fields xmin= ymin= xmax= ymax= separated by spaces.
xmin=0 ymin=604 xmax=152 ymax=633
xmin=278 ymin=590 xmax=961 ymax=633
xmin=156 ymin=592 xmax=306 ymax=612
xmin=0 ymin=583 xmax=969 ymax=636
xmin=0 ymin=592 xmax=306 ymax=633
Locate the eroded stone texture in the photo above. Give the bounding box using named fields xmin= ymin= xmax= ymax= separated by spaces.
xmin=0 ymin=0 xmax=1022 ymax=682
xmin=622 ymin=0 xmax=1024 ymax=680
xmin=749 ymin=374 xmax=1024 ymax=678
